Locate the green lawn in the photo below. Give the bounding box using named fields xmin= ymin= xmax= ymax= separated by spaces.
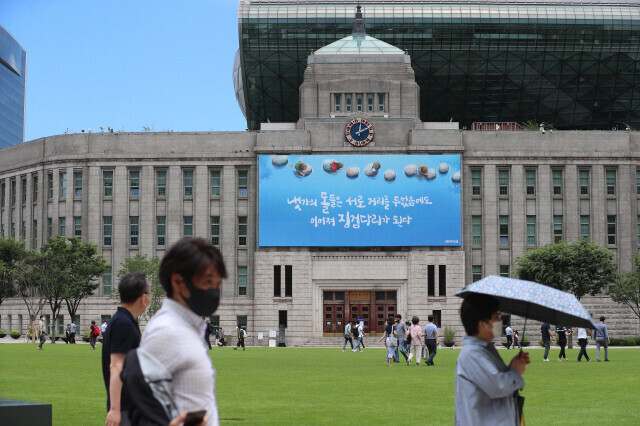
xmin=0 ymin=343 xmax=638 ymax=425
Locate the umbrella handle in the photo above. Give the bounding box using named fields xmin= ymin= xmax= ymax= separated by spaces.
xmin=519 ymin=302 xmax=531 ymax=355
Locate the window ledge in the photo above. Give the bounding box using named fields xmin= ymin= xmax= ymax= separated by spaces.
xmin=273 ymin=297 xmax=293 ymax=301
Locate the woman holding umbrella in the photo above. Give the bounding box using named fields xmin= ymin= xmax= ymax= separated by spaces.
xmin=555 ymin=325 xmax=571 ymax=361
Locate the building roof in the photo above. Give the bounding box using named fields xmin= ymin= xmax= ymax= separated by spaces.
xmin=314 ymin=35 xmax=404 ymax=56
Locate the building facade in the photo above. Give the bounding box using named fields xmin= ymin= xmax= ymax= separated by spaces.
xmin=1 ymin=11 xmax=638 ymax=345
xmin=236 ymin=0 xmax=640 ymax=131
xmin=0 ymin=25 xmax=26 ymax=148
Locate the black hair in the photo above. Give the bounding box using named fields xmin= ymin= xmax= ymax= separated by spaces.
xmin=460 ymin=294 xmax=500 ymax=336
xmin=428 ymin=315 xmax=434 ymax=322
xmin=387 ymin=317 xmax=394 ymax=325
xmin=599 ymin=316 xmax=606 ymax=322
xmin=159 ymin=238 xmax=227 ymax=297
xmin=118 ymin=272 xmax=149 ymax=304
xmin=412 ymin=316 xmax=419 ymax=325
xmin=395 ymin=314 xmax=402 ymax=320
xmin=91 ymin=320 xmax=95 ymax=325
xmin=40 ymin=315 xmax=44 ymax=320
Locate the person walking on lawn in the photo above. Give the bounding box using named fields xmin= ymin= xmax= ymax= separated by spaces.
xmin=594 ymin=316 xmax=610 ymax=362
xmin=342 ymin=321 xmax=353 ymax=352
xmin=541 ymin=322 xmax=553 ymax=361
xmin=394 ymin=315 xmax=408 ymax=363
xmin=37 ymin=315 xmax=46 ymax=350
xmin=424 ymin=315 xmax=439 ymax=366
xmin=89 ymin=320 xmax=100 ymax=350
xmin=576 ymin=327 xmax=591 ymax=362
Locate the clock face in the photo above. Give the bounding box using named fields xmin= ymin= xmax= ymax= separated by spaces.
xmin=345 ymin=118 xmax=374 ymax=147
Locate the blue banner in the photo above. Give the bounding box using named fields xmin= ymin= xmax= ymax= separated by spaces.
xmin=259 ymin=154 xmax=461 ymax=247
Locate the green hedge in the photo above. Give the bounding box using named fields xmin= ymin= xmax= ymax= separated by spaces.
xmin=609 ymin=337 xmax=640 ymax=346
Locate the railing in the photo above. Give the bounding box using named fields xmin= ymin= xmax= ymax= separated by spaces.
xmin=472 ymin=122 xmax=524 ymax=131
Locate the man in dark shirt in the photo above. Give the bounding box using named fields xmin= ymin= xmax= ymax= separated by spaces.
xmin=102 ymin=272 xmax=150 ymax=426
xmin=541 ymin=322 xmax=553 ymax=361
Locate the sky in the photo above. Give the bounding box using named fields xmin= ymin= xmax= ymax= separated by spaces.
xmin=1 ymin=0 xmax=247 ymax=142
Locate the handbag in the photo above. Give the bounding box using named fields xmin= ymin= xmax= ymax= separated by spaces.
xmin=388 ymin=326 xmax=398 ymax=347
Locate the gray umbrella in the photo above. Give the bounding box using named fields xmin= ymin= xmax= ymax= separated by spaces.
xmin=455 ymin=275 xmax=597 ymax=329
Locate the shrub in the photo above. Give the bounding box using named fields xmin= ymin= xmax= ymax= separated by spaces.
xmin=10 ymin=329 xmax=20 ymax=337
xmin=444 ymin=327 xmax=455 ymax=344
xmin=521 ymin=333 xmax=530 ymax=344
xmin=0 ymin=328 xmax=7 ymax=334
xmin=82 ymin=330 xmax=91 ymax=340
xmin=609 ymin=337 xmax=640 ymax=346
xmin=538 ymin=339 xmax=546 ymax=346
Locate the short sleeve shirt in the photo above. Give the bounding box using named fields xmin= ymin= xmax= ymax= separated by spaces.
xmin=541 ymin=323 xmax=551 ymax=341
xmin=394 ymin=322 xmax=406 ymax=340
xmin=424 ymin=323 xmax=438 ymax=340
xmin=101 ymin=307 xmax=141 ymax=412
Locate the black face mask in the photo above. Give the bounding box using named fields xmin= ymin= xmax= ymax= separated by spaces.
xmin=183 ymin=277 xmax=220 ymax=317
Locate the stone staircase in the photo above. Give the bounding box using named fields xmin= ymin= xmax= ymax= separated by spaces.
xmin=301 ymin=336 xmax=386 ymax=348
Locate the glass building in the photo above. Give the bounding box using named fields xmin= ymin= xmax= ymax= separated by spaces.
xmin=235 ymin=0 xmax=640 ymax=130
xmin=0 ymin=25 xmax=26 ymax=147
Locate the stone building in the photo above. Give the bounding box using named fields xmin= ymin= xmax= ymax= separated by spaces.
xmin=0 ymin=13 xmax=638 ymax=345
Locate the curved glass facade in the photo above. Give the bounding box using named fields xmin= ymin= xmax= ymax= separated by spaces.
xmin=238 ymin=0 xmax=640 ymax=130
xmin=0 ymin=25 xmax=26 ymax=147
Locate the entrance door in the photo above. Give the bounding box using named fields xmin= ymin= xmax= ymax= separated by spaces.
xmin=349 ymin=304 xmax=370 ymax=333
xmin=323 ymin=304 xmax=337 ymax=334
xmin=374 ymin=304 xmax=396 ymax=333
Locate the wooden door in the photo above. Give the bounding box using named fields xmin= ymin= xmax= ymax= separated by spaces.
xmin=323 ymin=304 xmax=337 ymax=334
xmin=374 ymin=304 xmax=397 ymax=333
xmin=349 ymin=304 xmax=370 ymax=333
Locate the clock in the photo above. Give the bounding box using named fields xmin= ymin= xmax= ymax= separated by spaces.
xmin=345 ymin=118 xmax=374 ymax=147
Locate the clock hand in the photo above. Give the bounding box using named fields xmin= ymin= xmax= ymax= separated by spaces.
xmin=356 ymin=124 xmax=367 ymax=136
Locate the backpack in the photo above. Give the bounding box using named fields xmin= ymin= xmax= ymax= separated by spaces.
xmin=91 ymin=325 xmax=100 ymax=337
xmin=352 ymin=325 xmax=359 ymax=337
xmin=121 ymin=347 xmax=176 ymax=425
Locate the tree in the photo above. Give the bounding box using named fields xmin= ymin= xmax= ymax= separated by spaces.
xmin=64 ymin=238 xmax=110 ymax=324
xmin=11 ymin=250 xmax=47 ymax=333
xmin=609 ymin=254 xmax=640 ymax=332
xmin=514 ymin=239 xmax=617 ymax=300
xmin=0 ymin=237 xmax=24 ymax=306
xmin=40 ymin=237 xmax=74 ymax=343
xmin=117 ymin=254 xmax=163 ymax=321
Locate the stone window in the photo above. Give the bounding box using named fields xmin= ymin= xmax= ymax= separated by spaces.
xmin=334 ymin=93 xmax=341 ymax=113
xmin=129 ymin=170 xmax=140 ymax=197
xmin=103 ymin=269 xmax=112 ymax=296
xmin=47 ymin=173 xmax=53 ymax=200
xmin=157 ymin=216 xmax=166 ymax=246
xmin=552 ymin=169 xmax=563 ymax=195
xmin=439 ymin=265 xmax=446 ymax=296
xmin=285 ymin=265 xmax=292 ymax=297
xmin=59 ymin=172 xmax=67 ymax=198
xmin=525 ymin=169 xmax=536 ymax=195
xmin=472 ymin=216 xmax=482 ymax=246
xmin=345 ymin=93 xmax=352 ymax=112
xmin=471 ymin=169 xmax=481 ymax=196
xmin=210 ymin=170 xmax=221 ymax=196
xmin=103 ymin=216 xmax=112 ymax=246
xmin=32 ymin=175 xmax=38 ymax=202
xmin=32 ymin=220 xmax=37 ymax=247
xmin=606 ymin=169 xmax=616 ymax=195
xmin=156 ymin=170 xmax=167 ymax=197
xmin=238 ymin=170 xmax=248 ymax=197
xmin=472 ymin=265 xmax=482 ymax=281
xmin=21 ymin=177 xmax=26 ymax=204
xmin=11 ymin=179 xmax=16 ymax=206
xmin=500 ymin=265 xmax=509 ymax=277
xmin=427 ymin=264 xmax=435 ymax=296
xmin=579 ymin=169 xmax=589 ymax=195
xmin=73 ymin=171 xmax=83 ymax=197
xmin=238 ymin=266 xmax=247 ymax=296
xmin=183 ymin=216 xmax=193 ymax=237
xmin=59 ymin=217 xmax=66 ymax=237
xmin=367 ymin=93 xmax=374 ymax=112
xmin=103 ymin=170 xmax=113 ymax=197
xmin=356 ymin=93 xmax=363 ymax=112
xmin=210 ymin=216 xmax=220 ymax=246
xmin=580 ymin=215 xmax=590 ymax=239
xmin=273 ymin=265 xmax=281 ymax=297
xmin=183 ymin=169 xmax=194 ymax=197
xmin=498 ymin=169 xmax=509 ymax=195
xmin=378 ymin=93 xmax=385 ymax=112
xmin=553 ymin=215 xmax=563 ymax=243
xmin=47 ymin=218 xmax=52 ymax=238
xmin=130 ymin=216 xmax=139 ymax=246
xmin=238 ymin=216 xmax=247 ymax=246
xmin=526 ymin=215 xmax=536 ymax=246
xmin=73 ymin=216 xmax=82 ymax=238
xmin=607 ymin=215 xmax=616 ymax=245
xmin=499 ymin=215 xmax=509 ymax=246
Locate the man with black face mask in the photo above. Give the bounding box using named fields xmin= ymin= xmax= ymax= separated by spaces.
xmin=140 ymin=238 xmax=227 ymax=426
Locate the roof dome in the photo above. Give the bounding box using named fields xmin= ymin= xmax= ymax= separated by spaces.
xmin=314 ymin=35 xmax=404 ymax=56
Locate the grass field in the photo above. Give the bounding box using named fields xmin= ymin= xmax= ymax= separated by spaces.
xmin=1 ymin=343 xmax=639 ymax=425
